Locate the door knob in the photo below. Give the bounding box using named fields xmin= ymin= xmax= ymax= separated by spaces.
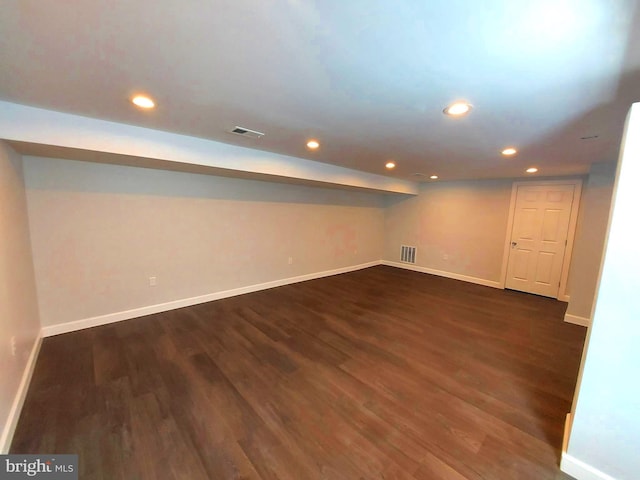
xmin=511 ymin=241 xmax=518 ymax=247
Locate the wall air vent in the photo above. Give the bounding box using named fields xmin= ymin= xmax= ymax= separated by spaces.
xmin=400 ymin=245 xmax=416 ymax=264
xmin=228 ymin=126 xmax=265 ymax=139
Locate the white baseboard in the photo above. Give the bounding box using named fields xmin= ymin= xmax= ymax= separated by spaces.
xmin=0 ymin=334 xmax=42 ymax=453
xmin=41 ymin=261 xmax=381 ymax=337
xmin=561 ymin=452 xmax=617 ymax=480
xmin=381 ymin=260 xmax=502 ymax=289
xmin=564 ymin=313 xmax=590 ymax=327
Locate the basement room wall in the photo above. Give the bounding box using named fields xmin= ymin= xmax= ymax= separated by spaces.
xmin=384 ymin=176 xmax=603 ymax=300
xmin=383 ymin=178 xmax=514 ymax=286
xmin=564 ymin=163 xmax=616 ymax=325
xmin=0 ymin=141 xmax=41 ymax=452
xmin=23 ymin=156 xmax=386 ymax=331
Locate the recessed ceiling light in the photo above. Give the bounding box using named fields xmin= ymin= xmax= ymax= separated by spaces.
xmin=306 ymin=140 xmax=320 ymax=150
xmin=430 ymin=175 xmax=439 ymax=179
xmin=385 ymin=161 xmax=396 ymax=169
xmin=131 ymin=95 xmax=155 ymax=109
xmin=526 ymin=167 xmax=538 ymax=173
xmin=501 ymin=147 xmax=518 ymax=156
xmin=443 ymin=102 xmax=472 ymax=116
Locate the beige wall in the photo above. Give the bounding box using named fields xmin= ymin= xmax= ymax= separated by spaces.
xmin=565 ymin=163 xmax=616 ymax=322
xmin=24 ymin=156 xmax=385 ymax=328
xmin=22 ymin=154 xmax=614 ymax=332
xmin=0 ymin=142 xmax=41 ymax=452
xmin=384 ymin=179 xmax=514 ymax=283
xmin=25 ymin=156 xmax=613 ymax=331
xmin=384 ymin=176 xmax=607 ymax=304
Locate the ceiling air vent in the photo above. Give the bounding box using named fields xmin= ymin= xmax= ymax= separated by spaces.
xmin=229 ymin=126 xmax=265 ymax=139
xmin=400 ymin=245 xmax=416 ymax=264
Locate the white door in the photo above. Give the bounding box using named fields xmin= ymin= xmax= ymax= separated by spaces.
xmin=505 ymin=184 xmax=576 ymax=298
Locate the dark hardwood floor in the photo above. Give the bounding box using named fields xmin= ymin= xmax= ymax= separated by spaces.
xmin=12 ymin=266 xmax=586 ymax=479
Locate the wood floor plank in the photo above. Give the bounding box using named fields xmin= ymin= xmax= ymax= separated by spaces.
xmin=11 ymin=266 xmax=586 ymax=479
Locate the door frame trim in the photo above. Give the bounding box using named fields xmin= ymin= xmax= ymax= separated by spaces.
xmin=499 ymin=179 xmax=583 ymax=301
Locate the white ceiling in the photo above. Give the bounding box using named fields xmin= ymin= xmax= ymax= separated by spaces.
xmin=1 ymin=0 xmax=639 ymax=182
